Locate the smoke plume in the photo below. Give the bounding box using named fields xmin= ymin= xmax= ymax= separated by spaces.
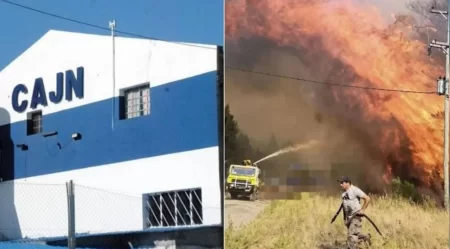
xmin=226 ymin=0 xmax=446 ymax=198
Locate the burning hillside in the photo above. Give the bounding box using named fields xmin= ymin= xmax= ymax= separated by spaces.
xmin=226 ymin=0 xmax=446 ymax=196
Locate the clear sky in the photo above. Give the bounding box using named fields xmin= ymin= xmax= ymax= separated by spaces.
xmin=0 ymin=0 xmax=224 ymax=71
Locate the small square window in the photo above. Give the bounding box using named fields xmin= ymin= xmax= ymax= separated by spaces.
xmin=120 ymin=84 xmax=150 ymax=120
xmin=27 ymin=111 xmax=42 ymax=136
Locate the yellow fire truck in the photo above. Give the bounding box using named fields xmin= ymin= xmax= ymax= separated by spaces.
xmin=226 ymin=160 xmax=261 ymax=201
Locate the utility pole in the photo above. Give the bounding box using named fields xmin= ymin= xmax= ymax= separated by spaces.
xmin=66 ymin=180 xmax=76 ymax=249
xmin=429 ymin=2 xmax=450 ymax=210
xmin=109 ymin=20 xmax=116 ymax=130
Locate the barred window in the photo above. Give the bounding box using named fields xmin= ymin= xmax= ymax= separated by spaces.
xmin=27 ymin=111 xmax=42 ymax=135
xmin=145 ymin=188 xmax=203 ymax=228
xmin=124 ymin=84 xmax=150 ymax=119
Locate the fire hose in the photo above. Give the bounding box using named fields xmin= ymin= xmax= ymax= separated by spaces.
xmin=330 ymin=203 xmax=383 ymax=237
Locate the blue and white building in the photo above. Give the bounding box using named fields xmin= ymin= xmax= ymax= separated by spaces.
xmin=0 ymin=30 xmax=223 ymax=244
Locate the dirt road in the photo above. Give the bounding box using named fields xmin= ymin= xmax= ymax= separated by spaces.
xmin=224 ymin=199 xmax=269 ymax=229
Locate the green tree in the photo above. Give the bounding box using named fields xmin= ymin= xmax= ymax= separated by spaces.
xmin=236 ymin=133 xmax=254 ymax=162
xmin=225 ymin=104 xmax=239 ymax=169
xmin=267 ymin=133 xmax=279 ymax=153
xmin=254 ymin=148 xmax=265 ymax=161
xmin=225 ymin=105 xmax=273 ymax=179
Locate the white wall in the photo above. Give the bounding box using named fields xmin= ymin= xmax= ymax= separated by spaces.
xmin=0 ymin=146 xmax=220 ymax=239
xmin=0 ymin=30 xmax=217 ymax=124
xmin=0 ymin=30 xmax=222 ymax=240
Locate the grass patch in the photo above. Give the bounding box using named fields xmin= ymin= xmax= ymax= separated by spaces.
xmin=225 ymin=194 xmax=448 ymax=249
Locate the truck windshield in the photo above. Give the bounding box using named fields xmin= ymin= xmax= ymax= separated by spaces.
xmin=231 ymin=167 xmax=255 ymax=176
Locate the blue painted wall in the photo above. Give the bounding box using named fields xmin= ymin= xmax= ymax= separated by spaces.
xmin=0 ymin=71 xmax=219 ymax=180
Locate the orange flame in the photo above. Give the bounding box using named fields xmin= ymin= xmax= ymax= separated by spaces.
xmin=383 ymin=162 xmax=393 ymax=184
xmin=226 ymin=0 xmax=445 ymax=186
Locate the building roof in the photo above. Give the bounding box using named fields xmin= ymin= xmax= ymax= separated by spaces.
xmin=0 ymin=29 xmax=216 ymax=76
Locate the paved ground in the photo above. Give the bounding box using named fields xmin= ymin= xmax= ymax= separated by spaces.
xmin=224 ymin=198 xmax=269 ymax=229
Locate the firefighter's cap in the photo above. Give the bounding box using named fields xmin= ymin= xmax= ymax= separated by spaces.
xmin=337 ymin=176 xmax=351 ymax=183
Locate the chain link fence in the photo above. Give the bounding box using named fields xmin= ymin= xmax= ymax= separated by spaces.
xmin=0 ymin=180 xmax=221 ymax=248
xmin=0 ymin=181 xmax=68 ymax=241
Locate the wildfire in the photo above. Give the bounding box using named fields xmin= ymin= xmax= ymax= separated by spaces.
xmin=383 ymin=163 xmax=393 ymax=184
xmin=226 ymin=0 xmax=445 ymax=187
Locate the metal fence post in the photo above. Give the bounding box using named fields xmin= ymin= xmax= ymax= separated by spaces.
xmin=66 ymin=180 xmax=76 ymax=249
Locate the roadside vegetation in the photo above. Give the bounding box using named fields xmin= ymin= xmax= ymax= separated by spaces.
xmin=225 ymin=178 xmax=448 ymax=249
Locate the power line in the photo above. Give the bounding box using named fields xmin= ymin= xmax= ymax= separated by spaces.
xmin=0 ymin=0 xmax=216 ymax=50
xmin=1 ymin=0 xmax=437 ymax=95
xmin=226 ymin=66 xmax=437 ymax=94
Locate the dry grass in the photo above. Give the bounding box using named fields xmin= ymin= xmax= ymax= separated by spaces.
xmin=225 ymin=194 xmax=449 ymax=249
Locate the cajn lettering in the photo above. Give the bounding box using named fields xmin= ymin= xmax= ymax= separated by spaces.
xmin=12 ymin=67 xmax=84 ymax=113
